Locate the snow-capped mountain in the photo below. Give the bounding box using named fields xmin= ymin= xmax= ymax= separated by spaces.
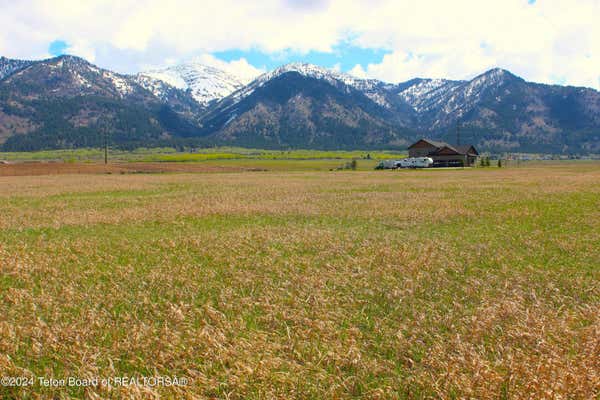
xmin=202 ymin=63 xmax=600 ymax=152
xmin=396 ymin=68 xmax=521 ymax=119
xmin=0 ymin=55 xmax=203 ymax=150
xmin=0 ymin=55 xmax=141 ymax=98
xmin=0 ymin=56 xmax=35 ymax=80
xmin=394 ymin=68 xmax=600 ymax=151
xmin=1 ymin=54 xmax=599 ymax=153
xmin=394 ymin=68 xmax=528 ymax=129
xmin=229 ymin=62 xmax=397 ymax=108
xmin=198 ymin=62 xmax=417 ymax=149
xmin=396 ymin=78 xmax=464 ymax=113
xmin=138 ymin=63 xmax=248 ymax=106
xmin=249 ymin=62 xmax=360 ymax=88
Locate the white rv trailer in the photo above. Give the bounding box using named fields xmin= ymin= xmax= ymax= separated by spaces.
xmin=397 ymin=157 xmax=434 ymax=168
xmin=375 ymin=157 xmax=433 ymax=169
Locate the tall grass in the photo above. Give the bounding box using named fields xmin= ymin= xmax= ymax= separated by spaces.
xmin=0 ymin=163 xmax=598 ymax=398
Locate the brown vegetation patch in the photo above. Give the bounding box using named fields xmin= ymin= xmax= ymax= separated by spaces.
xmin=0 ymin=161 xmax=251 ymax=177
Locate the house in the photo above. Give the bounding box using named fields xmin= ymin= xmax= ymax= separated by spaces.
xmin=408 ymin=138 xmax=479 ymax=167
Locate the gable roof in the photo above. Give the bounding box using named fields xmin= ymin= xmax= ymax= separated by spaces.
xmin=407 ymin=138 xmax=448 ymax=149
xmin=431 ymin=145 xmax=461 ymax=155
xmin=409 ymin=138 xmax=478 ymax=156
xmin=455 ymin=145 xmax=479 ymax=156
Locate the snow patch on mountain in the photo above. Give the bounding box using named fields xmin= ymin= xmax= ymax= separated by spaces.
xmin=133 ymin=74 xmax=175 ymax=101
xmin=228 ymin=62 xmax=394 ymax=108
xmin=138 ymin=63 xmax=247 ymax=106
xmin=73 ymin=71 xmax=92 ymax=88
xmin=397 ymin=69 xmax=519 ymax=118
xmin=103 ymin=71 xmax=133 ymax=96
xmin=40 ymin=55 xmax=134 ymax=96
xmin=251 ymin=62 xmax=383 ymax=92
xmin=0 ymin=57 xmax=35 ymax=80
xmin=393 ymin=68 xmax=524 ymax=129
xmin=141 ymin=70 xmax=187 ymax=90
xmin=397 ymin=79 xmax=464 ymax=113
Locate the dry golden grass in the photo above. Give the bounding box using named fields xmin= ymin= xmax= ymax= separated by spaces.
xmin=0 ymin=162 xmax=599 ymax=399
xmin=0 ymin=161 xmax=254 ymax=177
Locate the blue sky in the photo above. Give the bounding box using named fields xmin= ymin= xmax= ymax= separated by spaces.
xmin=48 ymin=40 xmax=69 ymax=57
xmin=213 ymin=44 xmax=391 ymax=73
xmin=47 ymin=40 xmax=391 ymax=77
xmin=1 ymin=0 xmax=598 ymax=89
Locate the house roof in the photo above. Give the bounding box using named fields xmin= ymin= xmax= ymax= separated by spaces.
xmin=407 ymin=138 xmax=448 ymax=149
xmin=409 ymin=138 xmax=478 ymax=156
xmin=431 ymin=145 xmax=465 ymax=156
xmin=455 ymin=145 xmax=479 ymax=156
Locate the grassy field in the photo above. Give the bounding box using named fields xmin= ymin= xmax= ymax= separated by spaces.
xmin=0 ymin=147 xmax=404 ymax=163
xmin=0 ymin=159 xmax=380 ymax=176
xmin=0 ymin=162 xmax=599 ymax=398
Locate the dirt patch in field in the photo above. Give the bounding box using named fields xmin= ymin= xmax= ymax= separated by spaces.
xmin=0 ymin=161 xmax=259 ymax=176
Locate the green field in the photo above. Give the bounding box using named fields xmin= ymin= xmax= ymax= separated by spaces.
xmin=0 ymin=146 xmax=404 ymax=163
xmin=0 ymin=162 xmax=599 ymax=398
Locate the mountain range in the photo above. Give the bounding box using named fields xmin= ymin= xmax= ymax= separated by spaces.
xmin=137 ymin=62 xmax=249 ymax=106
xmin=1 ymin=55 xmax=599 ymax=153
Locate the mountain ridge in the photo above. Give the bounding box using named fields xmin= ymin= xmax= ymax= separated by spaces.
xmin=0 ymin=55 xmax=203 ymax=150
xmin=1 ymin=55 xmax=599 ymax=153
xmin=138 ymin=62 xmax=252 ymax=106
xmin=198 ymin=69 xmax=416 ymax=149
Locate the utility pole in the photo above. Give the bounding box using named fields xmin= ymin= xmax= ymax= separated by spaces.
xmin=104 ymin=127 xmax=108 ymax=165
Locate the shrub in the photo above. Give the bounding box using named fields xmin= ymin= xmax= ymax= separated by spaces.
xmin=336 ymin=159 xmax=358 ymax=170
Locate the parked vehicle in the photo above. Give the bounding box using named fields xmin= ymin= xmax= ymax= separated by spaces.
xmin=397 ymin=157 xmax=434 ymax=168
xmin=375 ymin=157 xmax=433 ymax=169
xmin=375 ymin=160 xmax=401 ymax=169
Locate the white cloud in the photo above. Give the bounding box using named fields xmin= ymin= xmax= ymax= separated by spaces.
xmin=343 ymin=0 xmax=600 ymax=89
xmin=0 ymin=0 xmax=598 ymax=89
xmin=64 ymin=40 xmax=96 ymax=62
xmin=348 ymin=64 xmax=367 ymax=79
xmin=140 ymin=53 xmax=263 ymax=83
xmin=189 ymin=54 xmax=264 ymax=83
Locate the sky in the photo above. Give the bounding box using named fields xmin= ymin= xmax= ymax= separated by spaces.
xmin=1 ymin=0 xmax=599 ymax=89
